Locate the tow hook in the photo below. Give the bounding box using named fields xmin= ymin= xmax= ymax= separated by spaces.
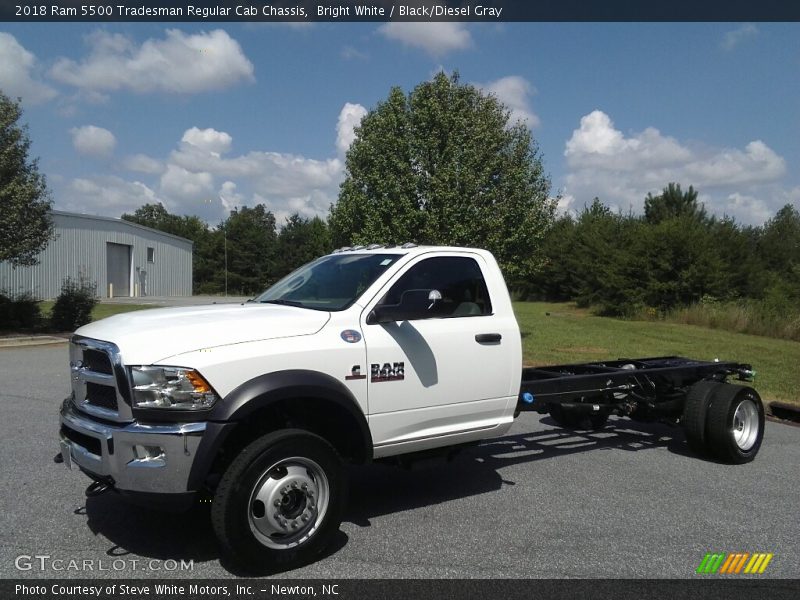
xmin=85 ymin=480 xmax=111 ymax=497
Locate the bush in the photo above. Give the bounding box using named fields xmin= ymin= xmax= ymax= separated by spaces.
xmin=0 ymin=291 xmax=42 ymax=330
xmin=51 ymin=276 xmax=98 ymax=332
xmin=631 ymin=295 xmax=800 ymax=342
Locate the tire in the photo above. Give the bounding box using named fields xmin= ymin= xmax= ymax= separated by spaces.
xmin=682 ymin=380 xmax=720 ymax=454
xmin=705 ymin=384 xmax=765 ymax=464
xmin=549 ymin=404 xmax=608 ymax=430
xmin=211 ymin=429 xmax=347 ymax=572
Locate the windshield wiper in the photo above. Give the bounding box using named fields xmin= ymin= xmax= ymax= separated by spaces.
xmin=259 ymin=299 xmax=307 ymax=308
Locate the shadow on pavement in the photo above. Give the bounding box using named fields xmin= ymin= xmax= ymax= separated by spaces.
xmin=83 ymin=417 xmax=692 ymax=574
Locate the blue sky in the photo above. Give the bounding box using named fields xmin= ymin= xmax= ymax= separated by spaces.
xmin=1 ymin=21 xmax=798 ymax=226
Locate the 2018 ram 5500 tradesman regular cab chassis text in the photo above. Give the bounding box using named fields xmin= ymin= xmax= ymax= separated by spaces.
xmin=58 ymin=245 xmax=764 ymax=569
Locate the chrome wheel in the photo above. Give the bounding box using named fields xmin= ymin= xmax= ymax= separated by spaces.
xmin=732 ymin=398 xmax=759 ymax=451
xmin=248 ymin=457 xmax=330 ymax=550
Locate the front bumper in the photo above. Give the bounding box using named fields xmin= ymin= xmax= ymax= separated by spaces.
xmin=59 ymin=398 xmax=206 ymax=498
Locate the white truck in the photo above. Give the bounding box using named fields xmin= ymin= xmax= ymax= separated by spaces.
xmin=58 ymin=244 xmax=765 ymax=570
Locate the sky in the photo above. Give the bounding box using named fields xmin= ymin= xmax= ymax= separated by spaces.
xmin=1 ymin=21 xmax=798 ymax=227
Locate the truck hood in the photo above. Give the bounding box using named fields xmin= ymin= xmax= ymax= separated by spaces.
xmin=75 ymin=303 xmax=330 ymax=364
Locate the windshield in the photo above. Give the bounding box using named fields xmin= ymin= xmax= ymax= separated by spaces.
xmin=255 ymin=253 xmax=402 ymax=311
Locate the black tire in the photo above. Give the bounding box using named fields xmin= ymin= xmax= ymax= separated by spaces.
xmin=705 ymin=384 xmax=765 ymax=464
xmin=682 ymin=380 xmax=720 ymax=455
xmin=211 ymin=429 xmax=346 ymax=572
xmin=549 ymin=404 xmax=609 ymax=430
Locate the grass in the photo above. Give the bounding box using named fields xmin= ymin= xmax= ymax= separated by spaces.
xmin=515 ymin=301 xmax=800 ymax=406
xmin=37 ymin=301 xmax=158 ymax=322
xmin=632 ymin=300 xmax=800 ymax=342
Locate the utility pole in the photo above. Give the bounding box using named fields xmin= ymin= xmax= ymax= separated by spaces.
xmin=224 ymin=226 xmax=228 ymax=297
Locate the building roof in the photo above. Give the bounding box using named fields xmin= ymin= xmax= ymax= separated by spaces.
xmin=51 ymin=210 xmax=193 ymax=246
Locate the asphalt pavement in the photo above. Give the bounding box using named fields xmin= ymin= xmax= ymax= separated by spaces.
xmin=1 ymin=344 xmax=798 ymax=579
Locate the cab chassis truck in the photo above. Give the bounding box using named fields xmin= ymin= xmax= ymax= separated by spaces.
xmin=57 ymin=245 xmax=764 ymax=571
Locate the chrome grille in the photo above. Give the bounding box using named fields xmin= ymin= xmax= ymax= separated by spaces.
xmin=70 ymin=336 xmax=132 ymax=423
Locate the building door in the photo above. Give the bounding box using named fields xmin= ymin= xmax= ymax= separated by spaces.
xmin=106 ymin=243 xmax=131 ymax=297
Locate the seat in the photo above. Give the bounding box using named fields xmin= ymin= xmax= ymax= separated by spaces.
xmin=452 ymin=301 xmax=482 ymax=317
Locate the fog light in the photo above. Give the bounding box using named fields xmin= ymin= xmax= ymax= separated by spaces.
xmin=133 ymin=444 xmax=164 ymax=460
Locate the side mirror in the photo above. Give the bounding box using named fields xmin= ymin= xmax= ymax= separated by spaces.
xmin=367 ymin=289 xmax=443 ymax=324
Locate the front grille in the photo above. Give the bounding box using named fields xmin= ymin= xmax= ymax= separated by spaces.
xmin=61 ymin=425 xmax=102 ymax=456
xmin=70 ymin=336 xmax=130 ymax=422
xmin=86 ymin=382 xmax=117 ymax=411
xmin=83 ymin=349 xmax=112 ymax=374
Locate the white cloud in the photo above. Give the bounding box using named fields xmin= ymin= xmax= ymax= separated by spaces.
xmin=54 ymin=110 xmax=355 ymax=223
xmin=59 ymin=176 xmax=162 ymax=216
xmin=723 ymin=192 xmax=773 ymax=224
xmin=159 ymin=164 xmax=215 ymax=202
xmin=336 ymin=103 xmax=368 ymax=155
xmin=218 ymin=181 xmax=244 ymax=212
xmin=341 ymin=46 xmax=368 ymax=61
xmin=181 ymin=127 xmax=233 ymax=155
xmin=70 ymin=125 xmax=116 ymax=157
xmin=0 ymin=33 xmax=58 ymax=104
xmin=379 ymin=22 xmax=472 ymax=57
xmin=123 ymin=154 xmax=163 ymax=174
xmin=721 ymin=24 xmax=759 ymax=51
xmin=50 ymin=29 xmax=254 ymax=94
xmin=478 ymin=75 xmax=540 ymax=128
xmin=562 ymin=110 xmax=789 ymax=224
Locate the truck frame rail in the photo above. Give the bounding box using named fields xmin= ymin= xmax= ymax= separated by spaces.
xmin=519 ymin=356 xmax=754 ymax=409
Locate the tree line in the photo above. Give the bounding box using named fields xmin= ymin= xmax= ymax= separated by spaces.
xmin=122 ymin=203 xmax=331 ymax=296
xmin=530 ymin=184 xmax=800 ymax=323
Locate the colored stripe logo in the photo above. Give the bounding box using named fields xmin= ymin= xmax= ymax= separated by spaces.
xmin=696 ymin=552 xmax=773 ymax=574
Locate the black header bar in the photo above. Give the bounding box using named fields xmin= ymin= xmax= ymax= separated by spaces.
xmin=3 ymin=1 xmax=800 ymax=22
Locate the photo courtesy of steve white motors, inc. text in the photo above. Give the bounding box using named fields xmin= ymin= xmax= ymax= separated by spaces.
xmin=15 ymin=583 xmax=340 ymax=597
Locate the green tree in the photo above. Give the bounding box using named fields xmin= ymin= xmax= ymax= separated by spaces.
xmin=221 ymin=204 xmax=278 ymax=295
xmin=0 ymin=92 xmax=53 ymax=266
xmin=275 ymin=215 xmax=332 ymax=279
xmin=330 ymin=72 xmax=556 ymax=282
xmin=758 ymin=204 xmax=800 ymax=304
xmin=643 ymin=183 xmax=707 ymax=225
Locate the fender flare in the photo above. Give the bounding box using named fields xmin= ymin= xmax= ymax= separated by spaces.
xmin=187 ymin=370 xmax=372 ymax=491
xmin=215 ymin=369 xmax=372 ymax=455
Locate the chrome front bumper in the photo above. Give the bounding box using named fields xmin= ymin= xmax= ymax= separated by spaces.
xmin=59 ymin=398 xmax=206 ymax=495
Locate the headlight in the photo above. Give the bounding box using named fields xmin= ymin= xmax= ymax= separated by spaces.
xmin=129 ymin=366 xmax=219 ymax=410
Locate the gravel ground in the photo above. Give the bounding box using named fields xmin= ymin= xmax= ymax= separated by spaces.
xmin=1 ymin=344 xmax=798 ymax=579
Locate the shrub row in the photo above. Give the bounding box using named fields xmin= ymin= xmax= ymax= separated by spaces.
xmin=0 ymin=275 xmax=98 ymax=333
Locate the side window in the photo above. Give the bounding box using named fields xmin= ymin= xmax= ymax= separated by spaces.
xmin=381 ymin=256 xmax=492 ymax=318
xmin=147 ymin=247 xmax=155 ymax=263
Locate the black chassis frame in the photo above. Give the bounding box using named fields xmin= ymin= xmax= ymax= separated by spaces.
xmin=517 ymin=356 xmax=755 ymax=420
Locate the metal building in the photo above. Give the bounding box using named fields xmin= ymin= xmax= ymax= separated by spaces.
xmin=0 ymin=211 xmax=193 ymax=299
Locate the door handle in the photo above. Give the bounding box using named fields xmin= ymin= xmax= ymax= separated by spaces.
xmin=475 ymin=333 xmax=502 ymax=344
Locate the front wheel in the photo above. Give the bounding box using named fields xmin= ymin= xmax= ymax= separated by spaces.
xmin=211 ymin=429 xmax=346 ymax=572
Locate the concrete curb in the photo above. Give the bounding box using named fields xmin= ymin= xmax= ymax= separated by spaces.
xmin=0 ymin=335 xmax=68 ymax=348
xmin=769 ymin=401 xmax=800 ymax=425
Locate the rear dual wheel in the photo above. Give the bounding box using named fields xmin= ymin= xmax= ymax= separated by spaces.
xmin=682 ymin=381 xmax=764 ymax=464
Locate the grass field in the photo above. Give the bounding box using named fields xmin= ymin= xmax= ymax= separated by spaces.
xmin=515 ymin=302 xmax=800 ymax=406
